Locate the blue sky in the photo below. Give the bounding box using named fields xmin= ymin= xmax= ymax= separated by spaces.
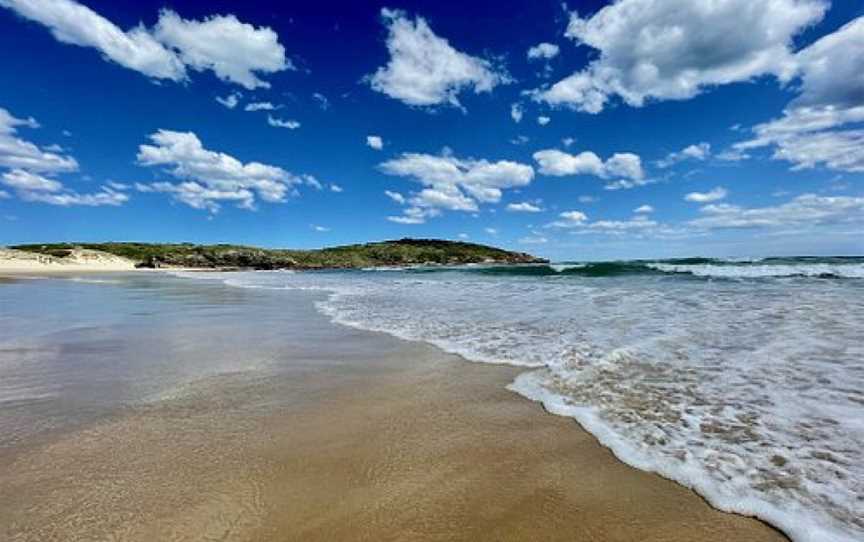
xmin=1 ymin=0 xmax=862 ymax=260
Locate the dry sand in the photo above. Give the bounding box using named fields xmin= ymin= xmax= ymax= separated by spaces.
xmin=0 ymin=339 xmax=787 ymax=541
xmin=0 ymin=247 xmax=137 ymax=273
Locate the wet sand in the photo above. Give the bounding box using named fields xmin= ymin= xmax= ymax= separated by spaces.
xmin=0 ymin=274 xmax=787 ymax=541
xmin=1 ymin=346 xmax=785 ymax=541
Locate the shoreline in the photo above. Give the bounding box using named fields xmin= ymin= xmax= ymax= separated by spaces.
xmin=0 ymin=275 xmax=788 ymax=541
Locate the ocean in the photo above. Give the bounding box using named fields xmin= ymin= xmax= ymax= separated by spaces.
xmin=173 ymin=256 xmax=864 ymax=542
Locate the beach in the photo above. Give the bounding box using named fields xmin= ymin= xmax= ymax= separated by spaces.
xmin=0 ymin=272 xmax=786 ymax=541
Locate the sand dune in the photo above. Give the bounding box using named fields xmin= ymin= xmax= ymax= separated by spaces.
xmin=0 ymin=247 xmax=136 ymax=272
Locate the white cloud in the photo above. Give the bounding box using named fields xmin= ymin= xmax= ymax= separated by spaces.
xmin=0 ymin=107 xmax=121 ymax=207
xmin=1 ymin=169 xmax=126 ymax=206
xmin=244 ymin=101 xmax=278 ymax=111
xmin=734 ymin=18 xmax=864 ymax=173
xmin=135 ymin=129 xmax=304 ymax=212
xmin=457 ymin=233 xmax=469 ymax=239
xmin=267 ymin=115 xmax=300 ymax=129
xmin=690 ymin=194 xmax=864 ymax=230
xmin=380 ymin=152 xmax=533 ymax=223
xmin=578 ymin=195 xmax=597 ymax=203
xmin=527 ymin=42 xmax=559 ymax=60
xmin=330 ymin=184 xmax=343 ymax=193
xmin=603 ymin=178 xmax=656 ymax=191
xmin=533 ymin=0 xmax=827 ymax=113
xmin=366 ymin=135 xmax=384 ymax=150
xmin=0 ymin=108 xmax=78 ymax=173
xmin=152 ymin=10 xmax=290 ymax=89
xmin=384 ymin=190 xmax=406 ymax=204
xmin=303 ymin=176 xmax=323 ymax=190
xmin=413 ymin=187 xmax=478 ymax=211
xmin=216 ymin=92 xmax=241 ymax=109
xmin=311 ymin=224 xmax=330 ymax=232
xmin=367 ymin=8 xmax=509 ymax=107
xmin=537 ymin=115 xmax=551 ymax=126
xmin=562 ymin=137 xmax=576 ymax=147
xmin=387 ymin=205 xmax=433 ymax=224
xmin=2 ymin=168 xmax=62 ymax=191
xmin=533 ymin=149 xmax=644 ymax=180
xmin=634 ymin=204 xmax=654 ymax=214
xmin=484 ymin=227 xmax=498 ymax=235
xmin=381 ymin=153 xmax=533 ymax=202
xmin=685 ymin=187 xmax=728 ymax=203
xmin=510 ymin=135 xmax=530 ymax=145
xmin=510 ymin=103 xmax=523 ymax=123
xmin=1 ymin=1 xmax=290 ymax=88
xmin=506 ymin=202 xmax=542 ymax=213
xmin=0 ymin=0 xmax=186 ymax=81
xmin=791 ymin=17 xmax=864 ymax=110
xmin=656 ymin=142 xmax=711 ymax=168
xmin=548 ymin=210 xmax=588 ymax=228
xmin=582 ymin=216 xmax=658 ymax=232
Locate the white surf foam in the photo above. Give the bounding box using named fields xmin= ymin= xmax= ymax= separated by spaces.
xmin=649 ymin=262 xmax=864 ymax=278
xmin=178 ymin=268 xmax=864 ymax=541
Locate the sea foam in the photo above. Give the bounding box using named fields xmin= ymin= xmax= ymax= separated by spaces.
xmin=182 ymin=262 xmax=864 ymax=541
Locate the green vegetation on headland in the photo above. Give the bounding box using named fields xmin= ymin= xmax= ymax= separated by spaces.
xmin=12 ymin=239 xmax=547 ymax=270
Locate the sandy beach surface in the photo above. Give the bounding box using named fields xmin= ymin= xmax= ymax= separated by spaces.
xmin=0 ymin=247 xmax=137 ymax=273
xmin=0 ymin=273 xmax=786 ymax=541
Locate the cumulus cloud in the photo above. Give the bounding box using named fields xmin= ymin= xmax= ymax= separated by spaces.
xmin=380 ymin=151 xmax=534 ymax=223
xmin=690 ymin=194 xmax=864 ymax=230
xmin=1 ymin=1 xmax=290 ymax=88
xmin=656 ymin=142 xmax=711 ymax=168
xmin=537 ymin=115 xmax=551 ymax=126
xmin=367 ymin=135 xmax=384 ymax=150
xmin=2 ymin=168 xmax=62 ymax=192
xmin=547 ymin=210 xmax=588 ymax=228
xmin=634 ymin=204 xmax=654 ymax=214
xmin=685 ymin=187 xmax=728 ymax=203
xmin=506 ymin=202 xmax=542 ymax=212
xmin=533 ymin=0 xmax=827 ymax=113
xmin=527 ymin=42 xmax=559 ymax=60
xmin=367 ymin=8 xmax=509 ymax=108
xmin=533 ymin=149 xmax=644 ymax=181
xmin=152 ymin=10 xmax=289 ymax=89
xmin=734 ymin=18 xmax=864 ymax=172
xmin=135 ymin=129 xmax=305 ymax=212
xmin=0 ymin=107 xmax=122 ymax=206
xmin=330 ymin=184 xmax=343 ymax=193
xmin=267 ymin=115 xmax=300 ymax=129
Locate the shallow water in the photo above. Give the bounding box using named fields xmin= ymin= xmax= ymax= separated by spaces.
xmin=178 ymin=257 xmax=864 ymax=542
xmin=0 ymin=272 xmax=369 ymax=451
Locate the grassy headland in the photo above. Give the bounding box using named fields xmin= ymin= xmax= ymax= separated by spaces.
xmin=12 ymin=239 xmax=546 ymax=270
